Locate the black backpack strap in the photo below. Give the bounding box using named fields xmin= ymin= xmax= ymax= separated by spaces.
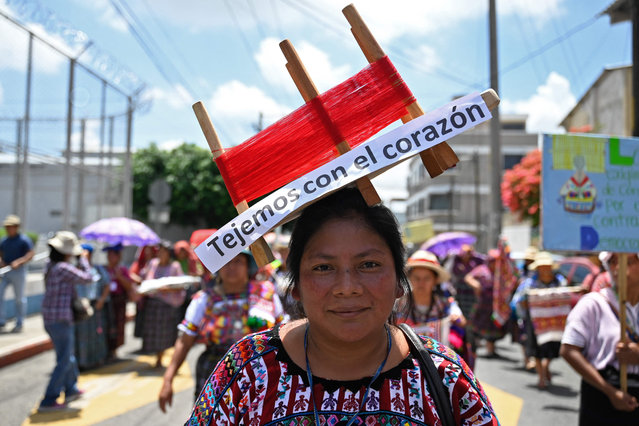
xmin=399 ymin=323 xmax=455 ymax=426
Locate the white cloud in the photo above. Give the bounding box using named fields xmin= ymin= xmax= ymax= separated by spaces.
xmin=112 ymin=0 xmax=565 ymax=42
xmin=71 ymin=120 xmax=102 ymax=152
xmin=158 ymin=139 xmax=185 ymax=151
xmin=146 ymin=84 xmax=194 ymax=109
xmin=206 ymin=80 xmax=292 ymax=143
xmin=255 ymin=37 xmax=351 ymax=93
xmin=502 ymin=71 xmax=576 ymax=133
xmin=408 ymin=44 xmax=440 ymax=73
xmin=0 ymin=20 xmax=66 ymax=74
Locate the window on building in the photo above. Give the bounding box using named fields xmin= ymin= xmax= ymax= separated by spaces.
xmin=502 ymin=122 xmax=525 ymax=130
xmin=429 ymin=193 xmax=452 ymax=210
xmin=504 ymin=154 xmax=524 ymax=170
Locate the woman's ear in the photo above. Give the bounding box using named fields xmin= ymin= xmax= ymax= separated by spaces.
xmin=395 ymin=285 xmax=405 ymax=298
xmin=291 ymin=286 xmax=301 ymax=301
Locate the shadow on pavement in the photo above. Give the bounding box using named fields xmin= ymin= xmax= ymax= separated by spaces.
xmin=28 ymin=407 xmax=81 ymax=423
xmin=542 ymin=404 xmax=579 ymax=413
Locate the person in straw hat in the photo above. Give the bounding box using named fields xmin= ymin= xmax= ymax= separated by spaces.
xmin=0 ymin=214 xmax=34 ymax=332
xmin=512 ymin=251 xmax=567 ymax=389
xmin=397 ymin=250 xmax=468 ymax=360
xmin=561 ymin=252 xmax=639 ymax=424
xmin=38 ymin=231 xmax=93 ymax=412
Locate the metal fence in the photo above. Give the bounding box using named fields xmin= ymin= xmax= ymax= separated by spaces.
xmin=0 ymin=0 xmax=148 ymax=234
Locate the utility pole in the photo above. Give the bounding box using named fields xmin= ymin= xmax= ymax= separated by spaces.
xmin=489 ymin=0 xmax=502 ymax=246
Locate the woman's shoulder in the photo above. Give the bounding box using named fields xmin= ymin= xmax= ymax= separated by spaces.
xmin=198 ymin=329 xmax=279 ymax=392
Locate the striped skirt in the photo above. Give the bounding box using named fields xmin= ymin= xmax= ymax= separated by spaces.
xmin=141 ymin=296 xmax=180 ymax=353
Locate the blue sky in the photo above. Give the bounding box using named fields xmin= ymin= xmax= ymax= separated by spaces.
xmin=0 ymin=0 xmax=632 ymax=202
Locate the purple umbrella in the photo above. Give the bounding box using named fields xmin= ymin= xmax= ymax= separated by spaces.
xmin=80 ymin=217 xmax=160 ymax=247
xmin=420 ymin=232 xmax=477 ymax=259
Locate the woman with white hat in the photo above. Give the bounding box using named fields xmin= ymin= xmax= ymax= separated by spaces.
xmin=38 ymin=231 xmax=94 ymax=412
xmin=397 ymin=250 xmax=467 ymax=353
xmin=512 ymin=251 xmax=567 ymax=389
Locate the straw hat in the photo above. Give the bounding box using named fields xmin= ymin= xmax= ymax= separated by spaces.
xmin=523 ymin=246 xmax=539 ymax=262
xmin=527 ymin=251 xmax=558 ymax=271
xmin=48 ymin=231 xmax=83 ymax=256
xmin=3 ymin=214 xmax=21 ymax=227
xmin=406 ymin=250 xmax=451 ymax=283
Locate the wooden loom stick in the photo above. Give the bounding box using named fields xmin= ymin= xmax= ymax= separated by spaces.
xmin=343 ymin=4 xmax=456 ymax=178
xmin=192 ymin=101 xmax=275 ymax=267
xmin=618 ymin=253 xmax=628 ymax=392
xmin=279 ymin=39 xmax=381 ymax=206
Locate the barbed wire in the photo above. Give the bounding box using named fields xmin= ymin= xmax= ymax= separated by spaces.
xmin=5 ymin=0 xmax=147 ymax=100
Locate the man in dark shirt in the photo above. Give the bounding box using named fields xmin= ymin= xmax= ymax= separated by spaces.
xmin=0 ymin=215 xmax=34 ymax=332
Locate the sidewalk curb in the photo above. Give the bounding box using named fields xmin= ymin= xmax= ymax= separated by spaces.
xmin=0 ymin=336 xmax=53 ymax=369
xmin=0 ymin=313 xmax=136 ymax=369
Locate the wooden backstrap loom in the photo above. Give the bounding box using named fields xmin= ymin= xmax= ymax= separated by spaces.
xmin=193 ymin=4 xmax=500 ymax=267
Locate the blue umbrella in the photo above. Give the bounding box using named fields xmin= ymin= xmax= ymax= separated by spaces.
xmin=420 ymin=232 xmax=476 ymax=259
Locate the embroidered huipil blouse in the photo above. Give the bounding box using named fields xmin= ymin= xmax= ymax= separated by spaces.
xmin=186 ymin=327 xmax=499 ymax=425
xmin=178 ymin=280 xmax=285 ymax=347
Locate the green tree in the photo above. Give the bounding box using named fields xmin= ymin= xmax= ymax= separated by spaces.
xmin=132 ymin=143 xmax=236 ymax=227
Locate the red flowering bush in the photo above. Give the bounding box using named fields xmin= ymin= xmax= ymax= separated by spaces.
xmin=501 ymin=149 xmax=541 ymax=227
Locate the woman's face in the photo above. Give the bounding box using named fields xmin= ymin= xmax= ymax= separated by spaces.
xmin=218 ymin=254 xmax=249 ymax=288
xmin=158 ymin=246 xmax=171 ymax=263
xmin=107 ymin=250 xmax=121 ymax=266
xmin=295 ymin=216 xmax=398 ymax=344
xmin=408 ymin=267 xmax=437 ymax=296
xmin=537 ymin=265 xmax=554 ymax=283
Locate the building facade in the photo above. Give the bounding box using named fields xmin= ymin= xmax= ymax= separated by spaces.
xmin=560 ymin=65 xmax=632 ymax=137
xmin=405 ymin=115 xmax=538 ymax=252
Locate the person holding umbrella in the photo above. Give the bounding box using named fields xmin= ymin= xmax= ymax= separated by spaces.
xmin=103 ymin=243 xmax=140 ymax=361
xmin=560 ymin=252 xmax=639 ymax=424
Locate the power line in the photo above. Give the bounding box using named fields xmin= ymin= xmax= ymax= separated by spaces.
xmin=109 ymin=0 xmax=198 ymax=99
xmin=500 ymin=14 xmax=600 ymax=75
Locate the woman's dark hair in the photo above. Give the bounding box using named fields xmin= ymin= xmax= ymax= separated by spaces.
xmin=48 ymin=244 xmax=66 ymax=263
xmin=286 ymin=186 xmax=412 ymax=322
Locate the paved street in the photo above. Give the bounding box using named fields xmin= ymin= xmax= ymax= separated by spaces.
xmin=0 ymin=317 xmax=583 ymax=426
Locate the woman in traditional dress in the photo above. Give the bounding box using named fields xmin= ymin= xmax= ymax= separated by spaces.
xmin=397 ymin=250 xmax=469 ymax=364
xmin=38 ymin=232 xmax=93 ymax=411
xmin=139 ymin=240 xmax=184 ymax=368
xmin=512 ymin=251 xmax=567 ymax=389
xmin=185 ymin=187 xmax=498 ymax=425
xmin=158 ymin=250 xmax=286 ymax=410
xmin=103 ymin=243 xmax=139 ymax=361
xmin=465 ymin=249 xmax=507 ymax=358
xmin=561 ymin=252 xmax=639 ymax=424
xmin=74 ymin=243 xmax=110 ymax=370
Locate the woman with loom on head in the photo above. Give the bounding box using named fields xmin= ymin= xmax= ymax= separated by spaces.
xmin=158 ymin=249 xmax=286 ymax=413
xmin=186 ymin=187 xmax=498 ymax=425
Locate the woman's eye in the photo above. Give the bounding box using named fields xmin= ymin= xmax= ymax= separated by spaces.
xmin=312 ymin=264 xmax=332 ymax=272
xmin=361 ymin=261 xmax=380 ymax=269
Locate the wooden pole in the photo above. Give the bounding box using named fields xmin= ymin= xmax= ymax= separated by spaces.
xmin=279 ymin=39 xmax=381 ymax=206
xmin=342 ymin=4 xmax=455 ymax=178
xmin=192 ymin=101 xmax=275 ymax=267
xmin=618 ymin=252 xmax=628 ymax=392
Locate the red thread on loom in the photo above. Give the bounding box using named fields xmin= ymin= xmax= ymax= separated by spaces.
xmin=215 ymin=56 xmax=415 ymax=205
